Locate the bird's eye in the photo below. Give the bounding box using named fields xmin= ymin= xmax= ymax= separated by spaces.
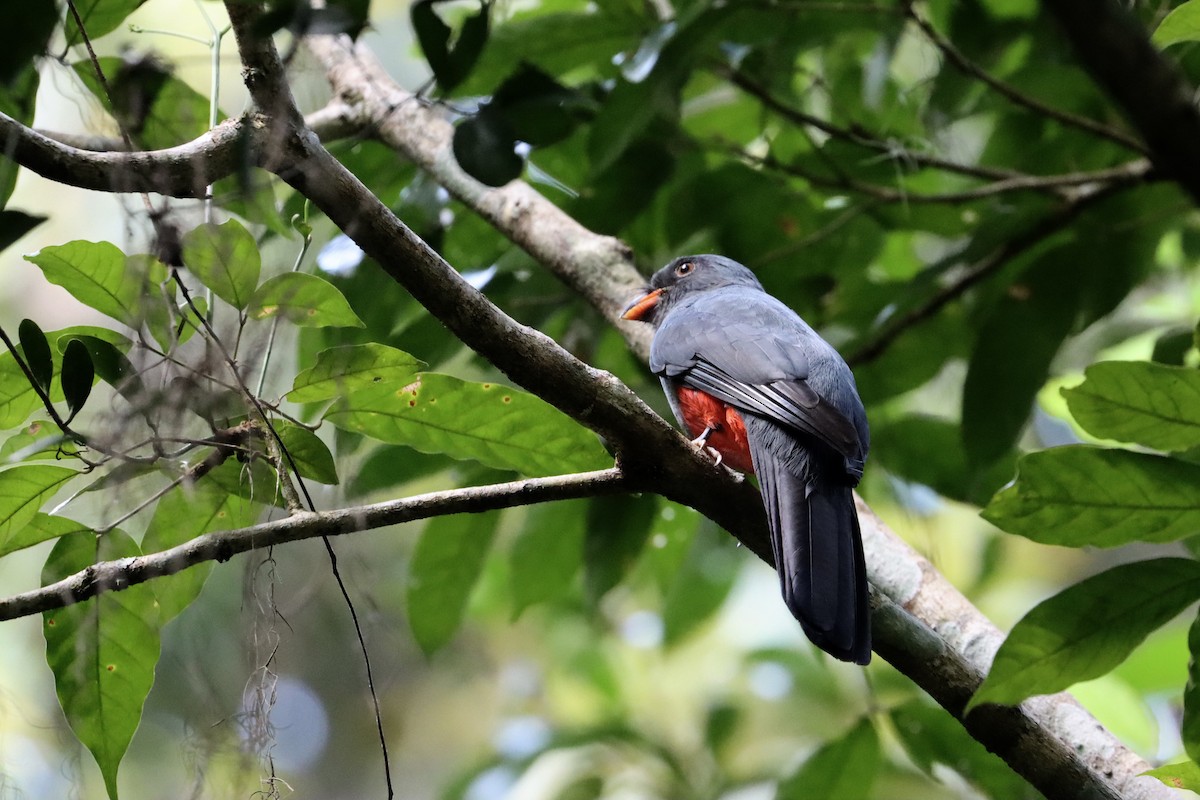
xmin=674 ymin=261 xmax=694 ymax=277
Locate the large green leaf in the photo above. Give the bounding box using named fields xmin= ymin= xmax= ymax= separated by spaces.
xmin=509 ymin=500 xmax=585 ymax=618
xmin=407 ymin=511 xmax=500 ymax=655
xmin=969 ymin=558 xmax=1200 ymax=710
xmin=0 ymin=420 xmax=74 ymax=464
xmin=24 ymin=241 xmax=166 ymax=327
xmin=0 ymin=465 xmax=78 ymax=553
xmin=891 ymin=699 xmax=1036 ymax=799
xmin=0 ymin=349 xmax=42 ymax=428
xmin=64 ymin=0 xmax=145 ymax=45
xmin=42 ymin=529 xmax=161 ymax=800
xmin=324 ymin=374 xmax=610 ymax=477
xmin=274 ymin=421 xmax=338 ymax=485
xmin=1153 ymin=0 xmax=1200 ymax=48
xmin=1182 ymin=610 xmax=1200 ymax=762
xmin=288 ymin=344 xmax=425 ymax=403
xmin=776 ymin=717 xmax=880 ymax=800
xmin=142 ymin=483 xmax=261 ymax=624
xmin=0 ymin=511 xmax=91 ymax=559
xmin=180 ymin=220 xmax=261 ymax=311
xmin=982 ymin=446 xmax=1200 ymax=547
xmin=662 ymin=519 xmax=738 ymax=646
xmin=247 ymin=273 xmax=365 ymax=328
xmin=1062 ymin=361 xmax=1200 ymax=452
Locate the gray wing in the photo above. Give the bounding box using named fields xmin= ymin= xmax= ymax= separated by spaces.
xmin=650 ymin=288 xmax=865 ymax=477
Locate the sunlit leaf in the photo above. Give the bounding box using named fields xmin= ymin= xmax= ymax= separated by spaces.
xmin=325 ymin=374 xmax=609 ymax=477
xmin=181 ymin=220 xmax=261 ymax=310
xmin=247 ymin=272 xmax=365 ymax=328
xmin=0 ymin=349 xmax=43 ymax=428
xmin=407 ymin=511 xmax=500 ymax=655
xmin=0 ymin=420 xmax=73 ymax=464
xmin=142 ymin=482 xmax=261 ymax=624
xmin=776 ymin=717 xmax=880 ymax=800
xmin=0 ymin=464 xmax=78 ymax=553
xmin=510 ymin=500 xmax=585 ymax=618
xmin=288 ymin=343 xmax=425 ymax=403
xmin=42 ymin=530 xmax=160 ymax=800
xmin=1062 ymin=361 xmax=1200 ymax=452
xmin=25 ymin=240 xmax=165 ymax=327
xmin=1144 ymin=760 xmax=1200 ymax=792
xmin=0 ymin=511 xmax=90 ymax=559
xmin=982 ymin=446 xmax=1200 ymax=547
xmin=64 ymin=0 xmax=145 ymax=45
xmin=60 ymin=339 xmax=94 ymax=420
xmin=274 ymin=421 xmax=338 ymax=485
xmin=17 ymin=318 xmax=51 ymax=391
xmin=969 ymin=558 xmax=1200 ymax=710
xmin=1153 ymin=0 xmax=1200 ymax=48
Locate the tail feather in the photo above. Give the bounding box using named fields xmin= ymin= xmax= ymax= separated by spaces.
xmin=753 ymin=437 xmax=871 ymax=665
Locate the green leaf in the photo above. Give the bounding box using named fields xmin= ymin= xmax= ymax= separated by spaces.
xmin=42 ymin=530 xmax=160 ymax=800
xmin=1153 ymin=0 xmax=1200 ymax=48
xmin=662 ymin=520 xmax=739 ymax=646
xmin=58 ymin=334 xmax=143 ymax=403
xmin=64 ymin=0 xmax=146 ymax=45
xmin=18 ymin=318 xmax=52 ymax=391
xmin=1144 ymin=760 xmax=1200 ymax=793
xmin=0 ymin=349 xmax=42 ymax=428
xmin=776 ymin=717 xmax=880 ymax=800
xmin=1062 ymin=361 xmax=1200 ymax=452
xmin=411 ymin=0 xmax=489 ymax=93
xmin=891 ymin=699 xmax=1035 ymax=800
xmin=509 ymin=500 xmax=585 ymax=618
xmin=25 ymin=241 xmax=166 ymax=327
xmin=407 ymin=511 xmax=500 ymax=655
xmin=247 ymin=272 xmax=365 ymax=328
xmin=325 ymin=374 xmax=609 ymax=477
xmin=0 ymin=209 xmax=46 ymax=251
xmin=969 ymin=558 xmax=1200 ymax=710
xmin=0 ymin=2 xmax=56 ymax=85
xmin=1182 ymin=610 xmax=1200 ymax=762
xmin=61 ymin=339 xmax=95 ymax=419
xmin=181 ymin=220 xmax=261 ymax=310
xmin=0 ymin=511 xmax=91 ymax=559
xmin=981 ymin=446 xmax=1200 ymax=547
xmin=288 ymin=344 xmax=425 ymax=404
xmin=274 ymin=421 xmax=338 ymax=485
xmin=0 ymin=464 xmax=78 ymax=552
xmin=490 ymin=64 xmax=588 ymax=147
xmin=1 ymin=420 xmax=73 ymax=464
xmin=142 ymin=483 xmax=261 ymax=624
xmin=452 ymin=109 xmax=523 ymax=187
xmin=583 ymin=494 xmax=656 ymax=605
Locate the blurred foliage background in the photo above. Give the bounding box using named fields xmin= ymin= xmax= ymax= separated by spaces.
xmin=1 ymin=0 xmax=1199 ymax=798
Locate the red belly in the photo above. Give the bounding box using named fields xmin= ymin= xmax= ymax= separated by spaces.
xmin=676 ymin=387 xmax=756 ymax=474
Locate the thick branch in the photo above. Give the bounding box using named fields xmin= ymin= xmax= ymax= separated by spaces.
xmin=1044 ymin=0 xmax=1200 ymax=205
xmin=304 ymin=34 xmax=1170 ymax=800
xmin=0 ymin=469 xmax=630 ymax=621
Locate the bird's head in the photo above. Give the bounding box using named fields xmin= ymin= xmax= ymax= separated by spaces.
xmin=621 ymin=254 xmax=764 ymax=324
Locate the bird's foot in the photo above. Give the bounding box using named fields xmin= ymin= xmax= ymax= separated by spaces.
xmin=689 ymin=427 xmax=723 ymax=468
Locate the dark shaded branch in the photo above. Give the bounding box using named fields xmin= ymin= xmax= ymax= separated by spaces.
xmin=0 ymin=469 xmax=632 ymax=621
xmin=903 ymin=0 xmax=1147 ymax=154
xmin=1044 ymin=0 xmax=1200 ymax=205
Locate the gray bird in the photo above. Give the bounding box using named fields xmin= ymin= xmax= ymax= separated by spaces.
xmin=622 ymin=254 xmax=871 ymax=663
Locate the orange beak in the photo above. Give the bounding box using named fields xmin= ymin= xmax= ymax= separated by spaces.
xmin=621 ymin=288 xmax=663 ymax=321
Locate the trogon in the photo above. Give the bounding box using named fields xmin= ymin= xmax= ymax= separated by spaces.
xmin=622 ymin=255 xmax=871 ymax=664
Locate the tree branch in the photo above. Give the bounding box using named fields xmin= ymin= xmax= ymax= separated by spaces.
xmin=302 ymin=33 xmax=1171 ymax=800
xmin=1044 ymin=0 xmax=1200 ymax=205
xmin=0 ymin=469 xmax=631 ymax=622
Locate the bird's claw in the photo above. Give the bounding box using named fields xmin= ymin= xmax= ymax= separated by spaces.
xmin=689 ymin=427 xmax=723 ymax=468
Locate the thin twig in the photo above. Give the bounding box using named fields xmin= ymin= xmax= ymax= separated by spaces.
xmin=902 ymin=0 xmax=1148 ymax=155
xmin=0 ymin=468 xmax=631 ymax=621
